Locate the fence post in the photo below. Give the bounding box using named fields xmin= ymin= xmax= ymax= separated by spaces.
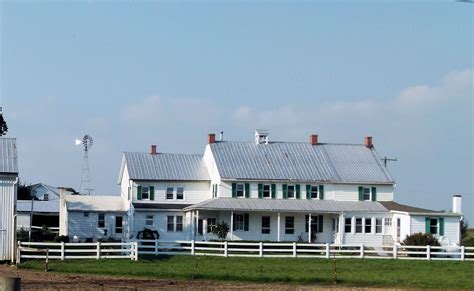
xmin=259 ymin=242 xmax=263 ymax=258
xmin=461 ymin=246 xmax=465 ymax=261
xmin=360 ymin=244 xmax=364 ymax=258
xmin=393 ymin=244 xmax=397 ymax=259
xmin=155 ymin=240 xmax=159 ymax=255
xmin=16 ymin=241 xmax=21 ymax=265
xmin=224 ymin=241 xmax=228 ymax=257
xmin=191 ymin=240 xmax=195 ymax=256
xmin=134 ymin=242 xmax=139 ymax=261
xmin=293 ymin=242 xmax=297 ymax=258
xmin=61 ymin=241 xmax=65 ymax=261
xmin=426 ymin=245 xmax=431 ymax=260
xmin=326 ymin=243 xmax=330 ymax=259
xmin=96 ymin=241 xmax=101 ymax=260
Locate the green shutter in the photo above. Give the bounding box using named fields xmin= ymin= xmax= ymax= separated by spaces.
xmin=439 ymin=217 xmax=444 ymax=236
xmin=271 ymin=184 xmax=276 ymax=199
xmin=232 ymin=183 xmax=237 ymax=198
xmin=425 ymin=217 xmax=431 ymax=234
xmin=306 ymin=185 xmax=311 ymax=199
xmin=295 ymin=184 xmax=301 ymax=199
xmin=358 ymin=186 xmax=364 ymax=201
xmin=258 ymin=184 xmax=263 ymax=199
xmin=245 ymin=183 xmax=250 ymax=198
xmin=371 ymin=187 xmax=377 ymax=201
xmin=318 ymin=215 xmax=324 ymax=233
xmin=149 ymin=186 xmax=155 ymax=201
xmin=244 ymin=213 xmax=249 ymax=231
xmin=282 ymin=184 xmax=288 ymax=199
xmin=137 ymin=186 xmax=142 ymax=200
xmin=319 ymin=185 xmax=324 ymax=200
xmin=233 ymin=213 xmax=236 ymax=231
xmin=305 ymin=215 xmax=309 ymax=232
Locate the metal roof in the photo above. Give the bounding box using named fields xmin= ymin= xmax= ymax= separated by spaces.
xmin=65 ymin=195 xmax=129 ymax=212
xmin=133 ymin=203 xmax=192 ymax=210
xmin=380 ymin=201 xmax=440 ymax=214
xmin=0 ymin=138 xmax=18 ymax=174
xmin=210 ymin=142 xmax=394 ymax=184
xmin=123 ymin=152 xmax=209 ymax=181
xmin=17 ymin=200 xmax=59 ymax=213
xmin=184 ymin=198 xmax=389 ymax=213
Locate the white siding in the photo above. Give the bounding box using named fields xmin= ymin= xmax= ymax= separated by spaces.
xmin=31 ymin=185 xmax=59 ymax=201
xmin=0 ymin=176 xmax=17 ymax=262
xmin=17 ymin=213 xmax=30 ymax=229
xmin=341 ymin=212 xmax=391 ymax=246
xmin=120 ymin=164 xmax=131 ymax=200
xmin=410 ymin=215 xmax=460 ymax=245
xmin=67 ymin=211 xmax=128 ymax=242
xmin=132 ymin=181 xmax=210 ymax=204
xmin=392 ymin=213 xmax=411 ymax=243
xmin=334 ymin=184 xmax=393 ymax=202
xmin=133 ymin=211 xmax=190 ymax=241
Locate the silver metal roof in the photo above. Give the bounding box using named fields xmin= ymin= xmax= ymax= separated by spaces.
xmin=66 ymin=195 xmax=129 ymax=212
xmin=17 ymin=200 xmax=59 ymax=213
xmin=210 ymin=142 xmax=394 ymax=183
xmin=0 ymin=138 xmax=18 ymax=174
xmin=184 ymin=198 xmax=389 ymax=213
xmin=123 ymin=152 xmax=210 ymax=181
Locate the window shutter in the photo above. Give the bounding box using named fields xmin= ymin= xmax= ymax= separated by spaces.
xmin=358 ymin=186 xmax=364 ymax=201
xmin=150 ymin=186 xmax=155 ymax=201
xmin=282 ymin=184 xmax=288 ymax=199
xmin=137 ymin=186 xmax=142 ymax=200
xmin=425 ymin=217 xmax=431 ymax=234
xmin=439 ymin=217 xmax=444 ymax=236
xmin=296 ymin=184 xmax=301 ymax=199
xmin=305 ymin=215 xmax=309 ymax=232
xmin=245 ymin=183 xmax=250 ymax=198
xmin=258 ymin=184 xmax=263 ymax=199
xmin=371 ymin=187 xmax=377 ymax=201
xmin=306 ymin=185 xmax=311 ymax=199
xmin=233 ymin=213 xmax=236 ymax=231
xmin=271 ymin=184 xmax=276 ymax=199
xmin=318 ymin=215 xmax=324 ymax=233
xmin=232 ymin=183 xmax=237 ymax=198
xmin=244 ymin=214 xmax=249 ymax=231
xmin=319 ymin=185 xmax=325 ymax=200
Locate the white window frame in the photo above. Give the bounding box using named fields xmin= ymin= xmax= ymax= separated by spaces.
xmin=166 ymin=187 xmax=174 ymax=200
xmin=364 ymin=218 xmax=372 ymax=234
xmin=235 ymin=214 xmax=245 ymax=230
xmin=43 ymin=193 xmax=49 ymax=201
xmin=262 ymin=184 xmax=271 ymax=198
xmin=176 ymin=186 xmax=184 ymax=200
xmin=167 ymin=215 xmax=175 ymax=232
xmin=236 ymin=183 xmax=245 ymax=198
xmin=146 ymin=215 xmax=154 ymax=226
xmin=344 ymin=218 xmax=352 ymax=233
xmin=285 ymin=216 xmax=295 ymax=234
xmin=363 ymin=187 xmax=371 ymax=201
xmin=385 ymin=218 xmax=392 ymax=226
xmin=176 ymin=216 xmax=183 ymax=232
xmin=430 ymin=218 xmax=439 ymax=235
xmin=355 ymin=218 xmax=363 ymax=233
xmin=310 ymin=185 xmax=318 ymax=199
xmin=261 ymin=216 xmax=271 ymax=234
xmin=98 ymin=213 xmax=105 ymax=228
xmin=375 ymin=218 xmax=382 ymax=234
xmin=142 ymin=186 xmax=150 ymax=200
xmin=287 ymin=185 xmax=296 ymax=199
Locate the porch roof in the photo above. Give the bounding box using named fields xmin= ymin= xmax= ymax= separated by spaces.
xmin=183 ymin=198 xmax=388 ymax=213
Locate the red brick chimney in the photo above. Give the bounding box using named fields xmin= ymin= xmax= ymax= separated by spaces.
xmin=208 ymin=133 xmax=216 ymax=144
xmin=310 ymin=134 xmax=318 ymax=145
xmin=150 ymin=145 xmax=157 ymax=155
xmin=365 ymin=136 xmax=373 ymax=148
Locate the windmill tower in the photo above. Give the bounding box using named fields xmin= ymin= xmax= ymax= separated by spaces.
xmin=75 ymin=134 xmax=94 ymax=195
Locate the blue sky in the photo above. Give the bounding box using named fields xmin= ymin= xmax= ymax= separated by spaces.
xmin=1 ymin=1 xmax=473 ymax=222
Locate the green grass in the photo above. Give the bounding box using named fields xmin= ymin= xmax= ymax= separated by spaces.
xmin=20 ymin=255 xmax=474 ymax=288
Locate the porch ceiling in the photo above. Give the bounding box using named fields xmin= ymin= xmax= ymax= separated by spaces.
xmin=183 ymin=198 xmax=389 ymax=213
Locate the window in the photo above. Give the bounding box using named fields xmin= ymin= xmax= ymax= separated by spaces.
xmin=166 ymin=187 xmax=174 ymax=200
xmin=310 ymin=186 xmax=318 ymax=199
xmin=363 ymin=187 xmax=371 ymax=201
xmin=236 ymin=184 xmax=244 ymax=198
xmin=376 ymin=219 xmax=382 ymax=234
xmin=115 ymin=216 xmax=123 ymax=234
xmin=142 ymin=186 xmax=150 ymax=200
xmin=261 ymin=216 xmax=270 ymax=234
xmin=287 ymin=185 xmax=295 ymax=199
xmin=83 ymin=212 xmax=89 ymax=217
xmin=430 ymin=218 xmax=438 ymax=235
xmin=146 ymin=215 xmax=154 ymax=226
xmin=345 ymin=218 xmax=352 ymax=233
xmin=207 ymin=218 xmax=216 ymax=233
xmin=43 ymin=194 xmax=49 ymax=201
xmin=355 ymin=218 xmax=363 ymax=233
xmin=262 ymin=184 xmax=271 ymax=198
xmin=235 ymin=214 xmax=245 ymax=230
xmin=98 ymin=213 xmax=105 ymax=228
xmin=385 ymin=218 xmax=392 ymax=226
xmin=332 ymin=218 xmax=339 ymax=232
xmin=285 ymin=216 xmax=295 ymax=234
xmin=365 ymin=218 xmax=372 ymax=233
xmin=176 ymin=216 xmax=183 ymax=232
xmin=305 ymin=215 xmax=319 ymax=232
xmin=176 ymin=187 xmax=184 ymax=200
xmin=167 ymin=216 xmax=174 ymax=231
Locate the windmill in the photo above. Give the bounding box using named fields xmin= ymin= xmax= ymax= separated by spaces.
xmin=75 ymin=134 xmax=94 ymax=195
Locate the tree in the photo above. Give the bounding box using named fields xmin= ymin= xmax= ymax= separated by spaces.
xmin=211 ymin=221 xmax=229 ymax=240
xmin=17 ymin=182 xmax=34 ymax=200
xmin=461 ymin=220 xmax=469 ymax=240
xmin=0 ymin=114 xmax=8 ymax=136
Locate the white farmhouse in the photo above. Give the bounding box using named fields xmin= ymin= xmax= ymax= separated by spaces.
xmin=62 ymin=131 xmax=463 ymax=247
xmin=0 ymin=138 xmax=19 ymax=262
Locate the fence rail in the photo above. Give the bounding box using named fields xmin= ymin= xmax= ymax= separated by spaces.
xmin=18 ymin=240 xmax=474 ymax=261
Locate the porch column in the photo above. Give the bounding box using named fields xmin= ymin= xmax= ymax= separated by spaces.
xmin=196 ymin=210 xmax=200 ymax=238
xmin=308 ymin=213 xmax=312 ymax=243
xmin=339 ymin=213 xmax=345 ymax=245
xmin=230 ymin=211 xmax=234 ymax=240
xmin=191 ymin=211 xmax=195 ymax=239
xmin=203 ymin=218 xmax=208 ymax=241
xmin=277 ymin=212 xmax=281 ymax=242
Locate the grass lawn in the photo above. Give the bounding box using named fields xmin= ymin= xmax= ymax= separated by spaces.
xmin=20 ymin=255 xmax=474 ymax=288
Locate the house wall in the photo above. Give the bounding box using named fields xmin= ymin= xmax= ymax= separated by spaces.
xmin=392 ymin=213 xmax=411 ymax=243
xmin=17 ymin=213 xmax=30 ymax=229
xmin=31 ymin=185 xmax=59 ymax=201
xmin=120 ymin=164 xmax=131 ymax=200
xmin=67 ymin=211 xmax=128 ymax=242
xmin=131 ymin=181 xmax=210 ymax=204
xmin=0 ymin=176 xmax=18 ymax=262
xmin=410 ymin=215 xmax=460 ymax=245
xmin=133 ymin=211 xmax=191 ymax=241
xmin=340 ymin=212 xmax=391 ymax=246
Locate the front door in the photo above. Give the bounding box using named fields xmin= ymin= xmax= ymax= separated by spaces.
xmin=197 ymin=219 xmax=204 ymax=236
xmin=115 ymin=216 xmax=123 ymax=238
xmin=396 ymin=218 xmax=401 ymax=242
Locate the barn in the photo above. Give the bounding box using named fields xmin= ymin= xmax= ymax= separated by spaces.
xmin=0 ymin=138 xmax=19 ymax=262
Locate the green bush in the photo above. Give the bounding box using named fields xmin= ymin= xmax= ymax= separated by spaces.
xmin=462 ymin=237 xmax=474 ymax=247
xmin=210 ymin=222 xmax=229 ymax=240
xmin=53 ymin=235 xmax=70 ymax=243
xmin=402 ymin=232 xmax=440 ymax=246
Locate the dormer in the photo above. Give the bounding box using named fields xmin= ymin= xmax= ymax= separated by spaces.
xmin=255 ymin=129 xmax=269 ymax=145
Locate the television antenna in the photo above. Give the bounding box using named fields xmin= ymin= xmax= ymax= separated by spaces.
xmin=75 ymin=134 xmax=94 ymax=195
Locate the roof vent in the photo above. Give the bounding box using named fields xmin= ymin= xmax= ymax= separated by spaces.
xmin=255 ymin=129 xmax=269 ymax=145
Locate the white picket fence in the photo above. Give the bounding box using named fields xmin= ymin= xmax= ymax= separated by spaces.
xmin=17 ymin=240 xmax=474 ymax=261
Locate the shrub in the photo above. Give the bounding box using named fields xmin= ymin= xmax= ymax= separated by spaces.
xmin=462 ymin=237 xmax=474 ymax=247
xmin=17 ymin=227 xmax=29 ymax=242
xmin=211 ymin=222 xmax=229 ymax=240
xmin=53 ymin=235 xmax=70 ymax=243
xmin=136 ymin=228 xmax=159 ymax=240
xmin=403 ymin=232 xmax=440 ymax=246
